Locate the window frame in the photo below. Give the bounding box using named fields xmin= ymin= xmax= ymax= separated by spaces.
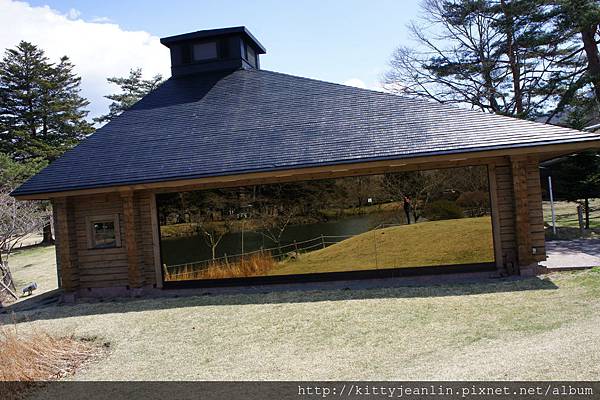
xmin=245 ymin=44 xmax=256 ymax=67
xmin=86 ymin=214 xmax=122 ymax=250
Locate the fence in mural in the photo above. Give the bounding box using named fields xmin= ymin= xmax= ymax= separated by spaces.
xmin=163 ymin=233 xmax=355 ymax=279
xmin=162 ymin=222 xmax=409 ymax=279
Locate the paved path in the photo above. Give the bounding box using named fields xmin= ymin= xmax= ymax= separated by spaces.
xmin=541 ymin=239 xmax=600 ymax=269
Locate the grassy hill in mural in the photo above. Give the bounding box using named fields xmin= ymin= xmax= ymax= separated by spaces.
xmin=165 ymin=216 xmax=495 ymax=280
xmin=272 ymin=216 xmax=494 ymax=275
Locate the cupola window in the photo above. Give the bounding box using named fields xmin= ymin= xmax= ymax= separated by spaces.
xmin=193 ymin=42 xmax=218 ymax=61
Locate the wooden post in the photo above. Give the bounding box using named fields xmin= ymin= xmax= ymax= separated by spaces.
xmin=121 ymin=191 xmax=143 ymax=288
xmin=548 ymin=175 xmax=557 ymax=235
xmin=487 ymin=164 xmax=505 ymax=272
xmin=321 ymin=234 xmax=325 ymax=249
xmin=52 ymin=197 xmax=79 ymax=292
xmin=577 ymin=205 xmax=585 ymax=233
xmin=510 ymin=156 xmax=533 ymax=270
xmin=150 ymin=193 xmax=163 ymax=288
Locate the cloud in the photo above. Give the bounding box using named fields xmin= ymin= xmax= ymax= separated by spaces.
xmin=66 ymin=7 xmax=80 ymax=20
xmin=0 ymin=0 xmax=170 ymax=119
xmin=343 ymin=78 xmax=367 ymax=89
xmin=90 ymin=16 xmax=112 ymax=23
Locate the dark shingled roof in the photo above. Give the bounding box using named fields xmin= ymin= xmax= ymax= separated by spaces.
xmin=12 ymin=68 xmax=600 ymax=196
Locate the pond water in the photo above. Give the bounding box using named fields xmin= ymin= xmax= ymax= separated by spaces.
xmin=160 ymin=211 xmax=401 ymax=266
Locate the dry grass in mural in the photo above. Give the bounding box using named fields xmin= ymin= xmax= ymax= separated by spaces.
xmin=0 ymin=324 xmax=99 ymax=397
xmin=165 ymin=252 xmax=276 ymax=281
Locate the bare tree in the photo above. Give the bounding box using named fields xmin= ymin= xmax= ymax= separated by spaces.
xmin=195 ymin=219 xmax=232 ymax=261
xmin=258 ymin=206 xmax=297 ymax=256
xmin=340 ymin=175 xmax=383 ymax=208
xmin=382 ymin=171 xmax=444 ymax=223
xmin=384 ymin=0 xmax=583 ymax=119
xmin=0 ymin=187 xmax=50 ymax=303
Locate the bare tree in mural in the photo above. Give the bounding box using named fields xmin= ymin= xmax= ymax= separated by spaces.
xmin=258 ymin=206 xmax=297 ymax=256
xmin=382 ymin=171 xmax=442 ymax=224
xmin=195 ymin=219 xmax=232 ymax=261
xmin=0 ymin=187 xmax=50 ymax=303
xmin=342 ymin=175 xmax=383 ymax=208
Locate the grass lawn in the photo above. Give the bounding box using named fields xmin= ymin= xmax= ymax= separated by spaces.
xmin=2 ymin=261 xmax=600 ymax=380
xmin=543 ymin=199 xmax=600 ymax=229
xmin=273 ymin=216 xmax=494 ymax=275
xmin=7 ymin=245 xmax=57 ymax=301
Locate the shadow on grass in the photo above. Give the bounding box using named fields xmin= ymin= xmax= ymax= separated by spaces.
xmin=545 ymin=226 xmax=600 ymax=241
xmin=2 ymin=275 xmax=559 ymax=323
xmin=545 ymin=238 xmax=600 ymax=255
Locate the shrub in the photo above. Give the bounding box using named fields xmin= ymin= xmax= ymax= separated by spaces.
xmin=424 ymin=200 xmax=464 ymax=220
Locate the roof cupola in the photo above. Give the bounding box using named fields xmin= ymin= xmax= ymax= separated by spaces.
xmin=160 ymin=26 xmax=266 ymax=77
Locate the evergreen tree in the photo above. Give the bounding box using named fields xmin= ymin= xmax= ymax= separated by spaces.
xmin=0 ymin=41 xmax=93 ymax=162
xmin=94 ymin=68 xmax=163 ymax=124
xmin=536 ymin=0 xmax=600 ymax=124
xmin=0 ymin=153 xmax=47 ymax=188
xmin=0 ymin=41 xmax=93 ymax=244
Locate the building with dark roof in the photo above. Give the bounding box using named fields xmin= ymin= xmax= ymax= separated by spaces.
xmin=13 ymin=26 xmax=600 ymax=297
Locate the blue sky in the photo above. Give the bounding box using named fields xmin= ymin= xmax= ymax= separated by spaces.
xmin=1 ymin=0 xmax=421 ymax=117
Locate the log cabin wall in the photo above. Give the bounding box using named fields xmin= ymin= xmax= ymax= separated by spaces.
xmin=74 ymin=193 xmax=128 ymax=289
xmin=52 ymin=191 xmax=158 ymax=293
xmin=492 ymin=156 xmax=545 ymax=274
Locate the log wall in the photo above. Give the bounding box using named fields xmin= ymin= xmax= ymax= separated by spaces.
xmin=52 ymin=191 xmax=158 ymax=291
xmin=493 ymin=156 xmax=545 ymax=273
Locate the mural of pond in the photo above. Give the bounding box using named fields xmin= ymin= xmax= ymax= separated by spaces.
xmin=160 ymin=211 xmax=399 ymax=266
xmin=156 ymin=166 xmax=495 ymax=281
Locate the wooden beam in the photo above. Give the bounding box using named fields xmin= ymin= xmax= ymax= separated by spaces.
xmin=52 ymin=197 xmax=79 ymax=291
xmin=14 ymin=139 xmax=600 ymax=200
xmin=487 ymin=164 xmax=504 ymax=272
xmin=510 ymin=155 xmax=533 ymax=268
xmin=149 ymin=193 xmax=163 ymax=289
xmin=121 ymin=191 xmax=143 ymax=288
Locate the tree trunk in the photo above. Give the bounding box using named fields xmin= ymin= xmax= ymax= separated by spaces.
xmin=0 ymin=261 xmax=17 ymax=303
xmin=585 ymin=198 xmax=590 ymax=230
xmin=500 ymin=0 xmax=523 ymax=116
xmin=211 ymin=245 xmax=216 ymax=261
xmin=581 ymin=24 xmax=600 ymax=103
xmin=41 ymin=223 xmax=54 ymax=245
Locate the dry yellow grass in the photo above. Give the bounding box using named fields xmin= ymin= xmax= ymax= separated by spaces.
xmin=2 ymin=269 xmax=598 ymax=381
xmin=273 ymin=216 xmax=495 ymax=275
xmin=165 ymin=252 xmax=276 ymax=281
xmin=0 ymin=324 xmax=99 ymax=399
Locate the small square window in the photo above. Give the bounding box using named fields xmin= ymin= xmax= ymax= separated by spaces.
xmin=193 ymin=42 xmax=218 ymax=61
xmin=93 ymin=221 xmax=116 ymax=248
xmin=87 ymin=215 xmax=121 ymax=249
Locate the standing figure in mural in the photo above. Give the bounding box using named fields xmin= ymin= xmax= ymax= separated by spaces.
xmin=403 ymin=196 xmax=412 ymax=225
